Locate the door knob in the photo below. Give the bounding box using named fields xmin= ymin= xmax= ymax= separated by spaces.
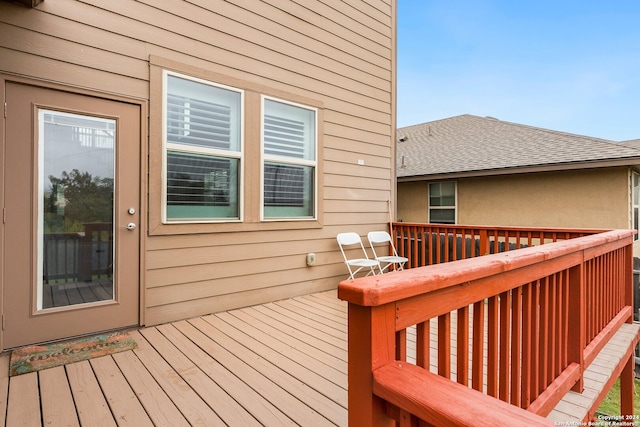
xmin=126 ymin=223 xmax=136 ymax=231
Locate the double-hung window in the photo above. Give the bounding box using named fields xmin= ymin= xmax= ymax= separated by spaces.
xmin=262 ymin=97 xmax=317 ymax=219
xmin=163 ymin=71 xmax=242 ymax=222
xmin=429 ymin=181 xmax=456 ymax=224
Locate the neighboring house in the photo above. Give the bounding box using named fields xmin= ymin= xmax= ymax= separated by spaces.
xmin=0 ymin=0 xmax=396 ymax=350
xmin=396 ymin=114 xmax=640 ymax=252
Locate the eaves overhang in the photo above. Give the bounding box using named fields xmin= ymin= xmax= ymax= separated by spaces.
xmin=397 ymin=157 xmax=640 ymax=183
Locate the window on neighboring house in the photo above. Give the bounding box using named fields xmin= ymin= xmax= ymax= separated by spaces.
xmin=429 ymin=181 xmax=456 ymax=224
xmin=163 ymin=71 xmax=242 ymax=222
xmin=634 ymin=171 xmax=639 ymax=241
xmin=262 ymin=97 xmax=317 ymax=219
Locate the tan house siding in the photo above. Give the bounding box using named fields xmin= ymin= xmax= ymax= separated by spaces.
xmin=0 ymin=0 xmax=395 ymax=325
xmin=398 ymin=167 xmax=631 ymax=230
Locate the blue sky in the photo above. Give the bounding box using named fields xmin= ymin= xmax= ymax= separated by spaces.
xmin=397 ymin=1 xmax=640 ymax=141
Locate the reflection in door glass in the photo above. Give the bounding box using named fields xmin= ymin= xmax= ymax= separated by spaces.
xmin=37 ymin=110 xmax=115 ymax=310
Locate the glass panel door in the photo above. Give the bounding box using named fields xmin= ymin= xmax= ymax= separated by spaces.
xmin=37 ymin=110 xmax=116 ymax=310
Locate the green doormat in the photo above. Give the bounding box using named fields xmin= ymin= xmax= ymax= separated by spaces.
xmin=9 ymin=331 xmax=137 ymax=376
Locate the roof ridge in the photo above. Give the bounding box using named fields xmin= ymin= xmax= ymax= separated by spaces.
xmin=397 ymin=114 xmax=476 ymax=131
xmin=473 ymin=116 xmax=619 ymax=144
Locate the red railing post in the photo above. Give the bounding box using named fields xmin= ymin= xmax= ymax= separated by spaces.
xmin=621 ymin=242 xmax=635 ymax=417
xmin=621 ymin=353 xmax=635 ymax=417
xmin=347 ymin=302 xmax=396 ymax=427
xmin=567 ymin=262 xmax=585 ymax=393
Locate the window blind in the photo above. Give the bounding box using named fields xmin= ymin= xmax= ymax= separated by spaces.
xmin=264 ymin=163 xmax=306 ymax=207
xmin=167 ymin=94 xmax=232 ymax=150
xmin=263 ymin=114 xmax=306 ymax=159
xmin=167 ymin=152 xmax=232 ymax=206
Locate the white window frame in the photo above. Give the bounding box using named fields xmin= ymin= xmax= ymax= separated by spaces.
xmin=161 ymin=70 xmax=244 ymax=223
xmin=260 ymin=95 xmax=318 ymax=221
xmin=428 ymin=181 xmax=457 ymax=224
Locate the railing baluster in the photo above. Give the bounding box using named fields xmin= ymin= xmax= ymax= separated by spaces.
xmin=499 ymin=290 xmax=511 ymax=402
xmin=396 ymin=329 xmax=407 ymax=362
xmin=521 ymin=281 xmax=533 ymax=408
xmin=531 ymin=280 xmax=541 ymax=400
xmin=472 ymin=300 xmax=485 ymax=392
xmin=487 ymin=295 xmax=499 ymax=397
xmin=416 ymin=321 xmax=430 ymax=369
xmin=568 ymin=263 xmax=585 ymax=393
xmin=511 ymin=287 xmax=522 ymax=407
xmin=548 ymin=274 xmax=557 ymax=383
xmin=457 ymin=306 xmax=469 ymax=386
xmin=560 ymin=269 xmax=569 ymax=369
xmin=539 ymin=277 xmax=550 ymax=392
xmin=438 ymin=313 xmax=451 ymax=379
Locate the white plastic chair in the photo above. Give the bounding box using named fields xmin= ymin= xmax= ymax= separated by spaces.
xmin=336 ymin=232 xmax=380 ymax=279
xmin=367 ymin=231 xmax=408 ymax=273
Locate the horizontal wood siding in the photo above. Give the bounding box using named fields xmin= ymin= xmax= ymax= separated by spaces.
xmin=0 ymin=0 xmax=395 ymax=324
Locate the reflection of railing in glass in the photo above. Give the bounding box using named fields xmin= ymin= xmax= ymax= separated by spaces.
xmin=43 ymin=222 xmax=113 ymax=283
xmin=42 ymin=222 xmax=113 ymax=309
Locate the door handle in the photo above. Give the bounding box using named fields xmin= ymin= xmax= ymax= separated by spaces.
xmin=126 ymin=223 xmax=136 ymax=231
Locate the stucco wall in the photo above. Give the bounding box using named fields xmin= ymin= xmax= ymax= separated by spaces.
xmin=459 ymin=168 xmax=630 ymax=229
xmin=398 ymin=167 xmax=632 ymax=230
xmin=397 ymin=181 xmax=428 ymax=223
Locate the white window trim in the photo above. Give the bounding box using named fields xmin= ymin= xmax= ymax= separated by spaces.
xmin=428 ymin=181 xmax=458 ymax=224
xmin=260 ymin=95 xmax=318 ymax=221
xmin=161 ymin=70 xmax=245 ymax=224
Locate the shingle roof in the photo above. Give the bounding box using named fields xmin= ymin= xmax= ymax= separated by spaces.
xmin=622 ymin=139 xmax=640 ymax=149
xmin=397 ymin=114 xmax=640 ymax=179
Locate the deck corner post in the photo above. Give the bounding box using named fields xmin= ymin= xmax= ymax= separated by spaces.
xmin=347 ymin=303 xmax=396 ymax=427
xmin=620 ymin=349 xmax=635 ymax=417
xmin=567 ymin=262 xmax=586 ymax=393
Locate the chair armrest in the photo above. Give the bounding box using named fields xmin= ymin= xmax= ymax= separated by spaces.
xmin=373 ymin=362 xmax=555 ymax=427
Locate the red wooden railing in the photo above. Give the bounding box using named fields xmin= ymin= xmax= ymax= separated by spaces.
xmin=339 ymin=228 xmax=637 ymax=426
xmin=392 ymin=222 xmax=605 ymax=267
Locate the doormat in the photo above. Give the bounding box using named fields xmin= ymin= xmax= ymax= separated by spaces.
xmin=9 ymin=331 xmax=137 ymax=376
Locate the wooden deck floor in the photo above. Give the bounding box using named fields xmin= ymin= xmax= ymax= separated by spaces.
xmin=0 ymin=291 xmax=348 ymax=426
xmin=0 ymin=290 xmax=635 ymax=426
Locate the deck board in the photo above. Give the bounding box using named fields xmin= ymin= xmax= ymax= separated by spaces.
xmin=6 ymin=372 xmax=40 ymax=427
xmin=66 ymin=360 xmax=117 ymax=427
xmin=211 ymin=311 xmax=348 ymax=403
xmin=39 ymin=366 xmax=80 ymax=427
xmin=139 ymin=327 xmax=260 ymax=426
xmin=128 ymin=330 xmax=223 ymax=426
xmin=156 ymin=323 xmax=296 ymax=426
xmin=547 ymin=322 xmax=640 ymax=423
xmin=111 ymin=350 xmax=190 ymax=427
xmin=0 ymin=354 xmax=8 ymax=427
xmin=89 ymin=356 xmax=154 ymax=426
xmin=0 ymin=290 xmax=636 ymax=426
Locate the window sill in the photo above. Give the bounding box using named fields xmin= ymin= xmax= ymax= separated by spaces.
xmin=148 ymin=218 xmax=322 ymax=236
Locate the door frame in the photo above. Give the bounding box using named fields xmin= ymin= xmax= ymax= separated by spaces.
xmin=0 ymin=74 xmax=148 ymax=351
